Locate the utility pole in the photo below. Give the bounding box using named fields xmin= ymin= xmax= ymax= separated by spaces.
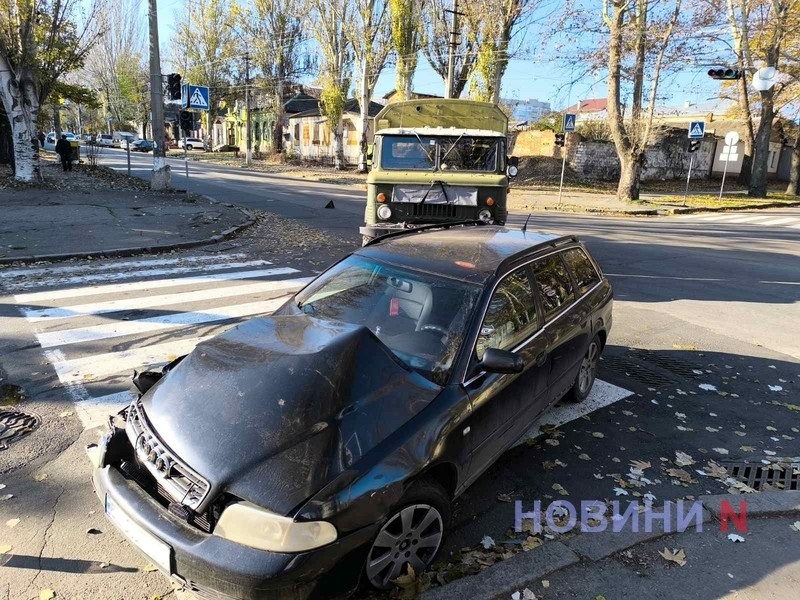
xmin=245 ymin=52 xmax=252 ymax=165
xmin=148 ymin=0 xmax=170 ymax=189
xmin=444 ymin=0 xmax=461 ymax=99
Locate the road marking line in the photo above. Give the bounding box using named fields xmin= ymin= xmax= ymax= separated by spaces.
xmin=14 ymin=268 xmax=298 ymax=302
xmin=21 ymin=276 xmax=312 ymax=321
xmin=75 ymin=391 xmax=136 ymax=429
xmin=47 ymin=337 xmax=213 ymax=383
xmin=9 ymin=260 xmax=276 ymax=289
xmin=35 ymin=297 xmax=289 ymax=348
xmin=0 ymin=253 xmax=249 ymax=278
xmin=755 ymin=217 xmax=798 ymax=226
xmin=513 ymin=379 xmax=633 ymax=446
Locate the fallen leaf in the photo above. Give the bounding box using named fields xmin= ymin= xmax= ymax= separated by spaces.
xmin=392 ymin=563 xmax=416 ymax=586
xmin=481 ymin=535 xmax=495 ymax=550
xmin=33 ymin=473 xmax=48 ymax=482
xmin=40 ymin=590 xmax=55 ymax=600
xmin=790 ymin=521 xmax=800 ymax=532
xmin=630 ymin=460 xmax=651 ymax=470
xmin=768 ymin=385 xmax=783 ymax=392
xmin=59 ymin=411 xmax=73 ymax=417
xmin=613 ymin=487 xmax=629 ymax=496
xmin=552 ymin=483 xmax=569 ymax=495
xmin=522 ymin=536 xmax=543 ymax=551
xmin=698 ymin=384 xmax=717 ymax=391
xmin=578 ymin=453 xmax=591 ymax=460
xmin=659 ymin=547 xmax=687 ymax=566
xmin=666 ymin=468 xmax=694 ymax=483
xmin=704 ymin=461 xmax=728 ymax=479
xmin=705 ymin=427 xmax=719 ymax=433
xmin=542 ymin=580 xmax=550 ymax=588
xmin=497 ymin=493 xmax=512 ymax=503
xmin=99 ymin=562 xmax=109 ymax=569
xmin=6 ymin=518 xmax=20 ymax=528
xmin=0 ymin=494 xmax=13 ymax=501
xmin=712 ymin=448 xmax=729 ymax=455
xmin=591 ymin=432 xmax=605 ymax=438
xmin=0 ymin=544 xmax=11 ymax=554
xmin=545 ymin=439 xmax=560 ymax=447
xmin=141 ymin=563 xmax=159 ymax=572
xmin=727 ymin=534 xmax=745 ymax=543
xmin=674 ymin=451 xmax=695 ymax=467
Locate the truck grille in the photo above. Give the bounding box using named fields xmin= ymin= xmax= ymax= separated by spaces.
xmin=392 ymin=203 xmax=476 ymax=221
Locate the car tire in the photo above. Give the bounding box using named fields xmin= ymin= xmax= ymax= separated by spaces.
xmin=186 ymin=144 xmax=193 ymax=150
xmin=566 ymin=334 xmax=602 ymax=403
xmin=364 ymin=479 xmax=450 ymax=590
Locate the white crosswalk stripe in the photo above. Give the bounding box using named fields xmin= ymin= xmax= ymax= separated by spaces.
xmin=0 ymin=253 xmax=312 ymax=429
xmin=675 ymin=211 xmax=800 ymax=230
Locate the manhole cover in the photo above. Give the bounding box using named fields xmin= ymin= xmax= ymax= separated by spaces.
xmin=0 ymin=409 xmax=42 ymax=446
xmin=600 ymin=356 xmax=673 ymax=387
xmin=726 ymin=462 xmax=800 ymax=491
xmin=628 ymin=349 xmax=701 ymax=378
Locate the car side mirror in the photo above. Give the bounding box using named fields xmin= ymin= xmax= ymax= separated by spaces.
xmin=480 ymin=347 xmax=524 ymax=374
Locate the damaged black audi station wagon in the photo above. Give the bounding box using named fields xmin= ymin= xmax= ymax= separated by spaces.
xmin=87 ymin=223 xmax=612 ymax=600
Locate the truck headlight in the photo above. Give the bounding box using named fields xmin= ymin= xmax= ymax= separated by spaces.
xmin=478 ymin=209 xmax=493 ymax=223
xmin=377 ymin=205 xmax=392 ymax=220
xmin=214 ymin=501 xmax=337 ymax=552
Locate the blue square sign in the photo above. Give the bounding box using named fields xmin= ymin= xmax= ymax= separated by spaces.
xmin=182 ymin=84 xmax=210 ymax=111
xmin=688 ymin=121 xmax=705 ymax=139
xmin=563 ymin=113 xmax=577 ymax=132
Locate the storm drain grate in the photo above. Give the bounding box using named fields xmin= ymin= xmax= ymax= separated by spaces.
xmin=628 ymin=349 xmax=701 ymax=379
xmin=599 ymin=356 xmax=674 ymax=387
xmin=0 ymin=409 xmax=42 ymax=447
xmin=726 ymin=462 xmax=800 ymax=491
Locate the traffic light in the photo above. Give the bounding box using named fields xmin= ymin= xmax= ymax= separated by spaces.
xmin=708 ymin=68 xmax=742 ymax=80
xmin=554 ymin=133 xmax=565 ymax=147
xmin=167 ymin=73 xmax=182 ymax=100
xmin=688 ymin=139 xmax=701 ymax=153
xmin=179 ymin=110 xmax=193 ymax=132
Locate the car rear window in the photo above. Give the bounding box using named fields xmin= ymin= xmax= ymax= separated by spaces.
xmin=562 ymin=248 xmax=601 ymax=295
xmin=533 ymin=254 xmax=574 ymax=318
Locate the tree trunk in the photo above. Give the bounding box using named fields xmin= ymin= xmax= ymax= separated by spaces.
xmin=617 ymin=154 xmax=642 ymax=202
xmin=787 ymin=134 xmax=799 ymax=196
xmin=273 ymin=79 xmax=285 ymax=154
xmin=333 ymin=124 xmax=345 ymax=170
xmin=748 ymin=89 xmax=774 ymax=198
xmin=0 ymin=64 xmax=42 ymax=183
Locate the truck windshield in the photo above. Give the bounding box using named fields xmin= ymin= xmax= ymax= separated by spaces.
xmin=381 ymin=135 xmax=500 ymax=172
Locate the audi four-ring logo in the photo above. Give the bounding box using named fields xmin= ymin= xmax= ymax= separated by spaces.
xmin=137 ymin=435 xmax=173 ymax=477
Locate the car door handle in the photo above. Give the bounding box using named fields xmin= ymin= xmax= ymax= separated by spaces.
xmin=535 ymin=351 xmax=548 ymax=366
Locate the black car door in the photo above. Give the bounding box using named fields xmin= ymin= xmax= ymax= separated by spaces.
xmin=531 ymin=253 xmax=583 ymax=403
xmin=461 ymin=265 xmax=552 ymax=483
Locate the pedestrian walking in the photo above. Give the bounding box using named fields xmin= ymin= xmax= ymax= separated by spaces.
xmin=55 ymin=134 xmax=73 ymax=171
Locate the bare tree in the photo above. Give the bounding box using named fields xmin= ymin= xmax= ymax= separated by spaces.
xmin=307 ymin=0 xmax=354 ymax=169
xmin=0 ymin=0 xmax=100 ymax=181
xmin=345 ymin=0 xmax=391 ymax=171
xmin=420 ymin=0 xmax=477 ymax=97
xmin=243 ymin=0 xmax=311 ymax=154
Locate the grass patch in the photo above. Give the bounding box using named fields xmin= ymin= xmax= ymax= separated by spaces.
xmin=647 ymin=193 xmax=800 ymax=209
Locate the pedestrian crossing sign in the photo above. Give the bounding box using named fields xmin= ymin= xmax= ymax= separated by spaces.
xmin=563 ymin=113 xmax=577 ymax=132
xmin=182 ymin=84 xmax=210 ymax=111
xmin=688 ymin=121 xmax=705 ymax=139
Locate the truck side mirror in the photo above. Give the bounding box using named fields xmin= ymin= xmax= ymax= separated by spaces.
xmin=366 ymin=144 xmax=374 ymax=169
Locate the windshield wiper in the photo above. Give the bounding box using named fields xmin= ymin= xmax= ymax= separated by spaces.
xmin=412 ymin=132 xmax=434 ymax=165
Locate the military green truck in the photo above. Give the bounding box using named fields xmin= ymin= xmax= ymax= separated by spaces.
xmin=360 ymin=99 xmax=518 ymax=244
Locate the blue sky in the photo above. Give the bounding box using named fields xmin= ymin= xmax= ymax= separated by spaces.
xmin=150 ymin=0 xmax=729 ymax=113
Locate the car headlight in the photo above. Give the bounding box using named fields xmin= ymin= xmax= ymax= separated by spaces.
xmin=377 ymin=204 xmax=392 ymax=220
xmin=478 ymin=208 xmax=493 ymax=223
xmin=214 ymin=501 xmax=337 ymax=552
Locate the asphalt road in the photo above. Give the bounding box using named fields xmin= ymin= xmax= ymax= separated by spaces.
xmin=0 ymin=153 xmax=797 ymax=599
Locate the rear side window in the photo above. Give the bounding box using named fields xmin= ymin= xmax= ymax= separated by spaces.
xmin=562 ymin=248 xmax=601 ymax=295
xmin=533 ymin=254 xmax=574 ymax=318
xmin=476 ymin=267 xmax=538 ymax=360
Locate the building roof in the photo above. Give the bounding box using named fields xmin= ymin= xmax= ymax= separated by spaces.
xmin=284 ymin=93 xmax=319 ymax=115
xmin=564 ymin=98 xmax=608 ymax=113
xmin=382 ymin=89 xmax=442 ymax=102
xmin=288 ymin=99 xmax=385 ymax=120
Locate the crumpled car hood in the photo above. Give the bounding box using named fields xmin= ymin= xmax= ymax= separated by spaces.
xmin=140 ymin=315 xmax=439 ymax=514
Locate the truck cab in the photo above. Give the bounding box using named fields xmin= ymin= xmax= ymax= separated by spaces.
xmin=361 ymin=99 xmax=517 ymax=244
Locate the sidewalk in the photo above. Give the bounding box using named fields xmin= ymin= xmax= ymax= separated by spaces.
xmin=0 ymin=159 xmax=254 ymax=265
xmin=419 ymin=491 xmax=800 ymax=600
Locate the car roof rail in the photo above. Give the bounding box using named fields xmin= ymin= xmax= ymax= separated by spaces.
xmin=497 ymin=235 xmax=581 ymax=271
xmin=363 ymin=220 xmax=487 ymax=246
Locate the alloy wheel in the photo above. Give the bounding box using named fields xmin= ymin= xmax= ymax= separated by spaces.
xmin=578 ymin=340 xmax=599 ymax=394
xmin=366 ymin=503 xmax=443 ymax=589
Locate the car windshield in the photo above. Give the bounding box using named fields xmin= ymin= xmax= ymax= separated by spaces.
xmin=294 ymin=255 xmax=481 ymax=385
xmin=380 ymin=135 xmax=501 ymax=172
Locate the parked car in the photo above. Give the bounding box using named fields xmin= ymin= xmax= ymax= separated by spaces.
xmin=87 ymin=223 xmax=613 ymax=600
xmin=177 ymin=137 xmax=206 ymax=150
xmin=130 ymin=139 xmax=154 ymax=152
xmin=95 ymin=134 xmax=115 ymax=147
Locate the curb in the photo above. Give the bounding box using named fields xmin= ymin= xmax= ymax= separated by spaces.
xmin=510 ymin=199 xmax=800 ymax=217
xmin=421 ymin=492 xmax=800 ymax=599
xmin=0 ymin=197 xmax=256 ymax=266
